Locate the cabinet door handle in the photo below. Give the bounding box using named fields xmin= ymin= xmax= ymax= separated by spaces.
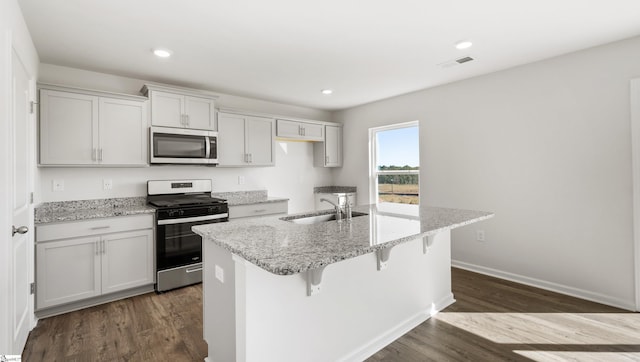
xmin=326 ymin=156 xmax=329 ymax=164
xmin=254 ymin=209 xmax=267 ymax=213
xmin=249 ymin=153 xmax=252 ymax=163
xmin=91 ymin=226 xmax=110 ymax=230
xmin=99 ymin=148 xmax=103 ymax=161
xmin=302 ymin=127 xmax=305 ymax=136
xmin=186 ymin=114 xmax=190 ymax=126
xmin=102 ymin=240 xmax=106 ymax=254
xmin=95 ymin=241 xmax=100 ymax=255
xmin=92 ymin=148 xmax=97 ymax=161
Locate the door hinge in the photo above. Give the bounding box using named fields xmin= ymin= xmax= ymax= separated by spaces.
xmin=30 ymin=282 xmax=35 ymax=295
xmin=30 ymin=101 xmax=38 ymax=114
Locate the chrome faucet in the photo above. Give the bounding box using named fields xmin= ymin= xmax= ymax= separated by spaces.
xmin=320 ymin=198 xmax=343 ymax=221
xmin=344 ymin=194 xmax=352 ymax=221
xmin=320 ymin=194 xmax=352 ymax=221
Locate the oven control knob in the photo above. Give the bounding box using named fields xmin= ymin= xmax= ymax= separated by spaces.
xmin=168 ymin=210 xmax=176 ymax=217
xmin=179 ymin=210 xmax=185 ymax=216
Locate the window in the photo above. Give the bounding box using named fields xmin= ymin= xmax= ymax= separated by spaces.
xmin=369 ymin=121 xmax=420 ymax=205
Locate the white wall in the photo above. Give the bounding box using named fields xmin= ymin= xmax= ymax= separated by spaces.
xmin=1 ymin=0 xmax=39 ymax=353
xmin=333 ymin=35 xmax=640 ymax=309
xmin=36 ymin=65 xmax=334 ymax=213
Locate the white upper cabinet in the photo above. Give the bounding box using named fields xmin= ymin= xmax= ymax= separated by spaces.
xmin=40 ymin=90 xmax=98 ymax=165
xmin=99 ymin=97 xmax=148 ymax=165
xmin=218 ymin=112 xmax=275 ymax=167
xmin=148 ymin=91 xmax=183 ymax=127
xmin=142 ymin=84 xmax=217 ymax=130
xmin=314 ymin=124 xmax=343 ymax=167
xmin=185 ymin=96 xmax=216 ymax=130
xmin=217 ymin=113 xmax=246 ymax=165
xmin=39 ymin=85 xmax=148 ymax=167
xmin=276 ymin=119 xmax=324 ymax=141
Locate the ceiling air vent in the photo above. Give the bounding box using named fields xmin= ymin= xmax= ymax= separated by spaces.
xmin=438 ymin=56 xmax=475 ymax=69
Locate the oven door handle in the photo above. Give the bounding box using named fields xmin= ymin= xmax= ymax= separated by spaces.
xmin=205 ymin=136 xmax=211 ymax=159
xmin=157 ymin=213 xmax=229 ymax=225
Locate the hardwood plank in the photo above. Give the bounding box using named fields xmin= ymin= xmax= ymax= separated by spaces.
xmin=22 ymin=269 xmax=638 ymax=361
xmin=366 ymin=268 xmax=638 ymax=361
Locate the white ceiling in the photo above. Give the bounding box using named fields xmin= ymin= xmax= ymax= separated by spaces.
xmin=18 ymin=0 xmax=640 ymax=111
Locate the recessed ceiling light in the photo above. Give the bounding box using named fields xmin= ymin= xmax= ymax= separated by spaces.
xmin=153 ymin=48 xmax=173 ymax=58
xmin=321 ymin=89 xmax=333 ymax=95
xmin=455 ymin=41 xmax=473 ymax=50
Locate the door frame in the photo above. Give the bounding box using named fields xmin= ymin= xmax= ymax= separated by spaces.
xmin=630 ymin=78 xmax=640 ymax=312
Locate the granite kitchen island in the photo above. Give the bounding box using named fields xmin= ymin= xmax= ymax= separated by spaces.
xmin=193 ymin=203 xmax=493 ymax=362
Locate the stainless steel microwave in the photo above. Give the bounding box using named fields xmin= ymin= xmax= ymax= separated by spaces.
xmin=150 ymin=126 xmax=218 ymax=165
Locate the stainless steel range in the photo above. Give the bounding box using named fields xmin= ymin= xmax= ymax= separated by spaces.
xmin=147 ymin=179 xmax=228 ymax=292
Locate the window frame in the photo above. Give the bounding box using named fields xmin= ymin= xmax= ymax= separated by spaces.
xmin=368 ymin=121 xmax=420 ymax=205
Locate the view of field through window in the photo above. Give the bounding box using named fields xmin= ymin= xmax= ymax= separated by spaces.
xmin=375 ymin=124 xmax=419 ymax=204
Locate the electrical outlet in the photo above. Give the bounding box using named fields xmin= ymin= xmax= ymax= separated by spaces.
xmin=238 ymin=176 xmax=245 ymax=185
xmin=103 ymin=179 xmax=113 ymax=190
xmin=476 ymin=230 xmax=485 ymax=242
xmin=52 ymin=179 xmax=64 ymax=192
xmin=215 ymin=265 xmax=224 ymax=283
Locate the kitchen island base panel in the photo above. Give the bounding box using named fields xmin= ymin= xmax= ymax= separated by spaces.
xmin=203 ymin=230 xmax=453 ymax=362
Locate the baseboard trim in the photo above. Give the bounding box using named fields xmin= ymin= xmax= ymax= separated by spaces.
xmin=339 ymin=293 xmax=454 ymax=362
xmin=433 ymin=292 xmax=456 ymax=312
xmin=338 ymin=310 xmax=430 ymax=362
xmin=35 ymin=284 xmax=155 ymax=318
xmin=451 ymin=260 xmax=636 ymax=311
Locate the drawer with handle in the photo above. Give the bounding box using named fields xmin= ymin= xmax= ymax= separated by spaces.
xmin=36 ymin=214 xmax=153 ymax=242
xmin=229 ymin=201 xmax=288 ymax=219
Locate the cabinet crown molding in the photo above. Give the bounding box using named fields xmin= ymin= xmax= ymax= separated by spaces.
xmin=141 ymin=83 xmax=220 ymax=99
xmin=37 ymin=83 xmax=148 ymax=102
xmin=218 ymin=107 xmax=340 ymax=127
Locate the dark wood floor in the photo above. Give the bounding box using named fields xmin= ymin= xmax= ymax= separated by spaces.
xmin=23 ymin=268 xmax=638 ymax=361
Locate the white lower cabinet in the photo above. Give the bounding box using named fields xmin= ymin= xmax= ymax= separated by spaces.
xmin=36 ymin=236 xmax=102 ymax=308
xmin=35 ymin=214 xmax=154 ymax=310
xmin=101 ymin=230 xmax=154 ymax=294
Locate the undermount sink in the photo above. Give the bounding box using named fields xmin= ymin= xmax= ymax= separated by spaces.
xmin=283 ymin=211 xmax=368 ymax=225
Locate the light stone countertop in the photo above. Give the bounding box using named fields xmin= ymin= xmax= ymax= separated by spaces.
xmin=211 ymin=190 xmax=289 ymax=206
xmin=35 ymin=197 xmax=155 ymax=224
xmin=34 ymin=190 xmax=288 ymax=224
xmin=313 ymin=186 xmax=357 ymax=194
xmin=193 ymin=203 xmax=494 ymax=275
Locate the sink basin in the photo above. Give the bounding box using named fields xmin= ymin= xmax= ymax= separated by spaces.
xmin=284 ymin=211 xmax=368 ymax=225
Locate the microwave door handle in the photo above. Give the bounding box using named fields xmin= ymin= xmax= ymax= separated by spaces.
xmin=205 ymin=136 xmax=211 ymax=159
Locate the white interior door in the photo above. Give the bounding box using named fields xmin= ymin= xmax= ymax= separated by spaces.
xmin=9 ymin=48 xmax=33 ymax=354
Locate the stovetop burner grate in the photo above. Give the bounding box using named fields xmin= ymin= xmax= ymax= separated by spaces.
xmin=147 ymin=194 xmax=227 ymax=208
